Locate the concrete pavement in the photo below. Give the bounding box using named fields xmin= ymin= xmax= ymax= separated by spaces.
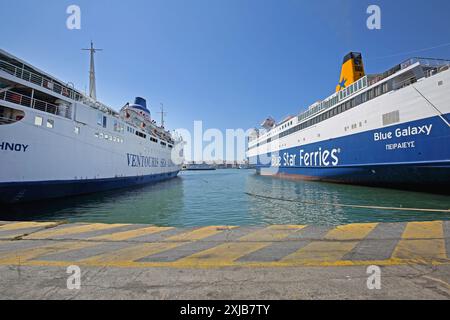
xmin=0 ymin=220 xmax=449 ymax=299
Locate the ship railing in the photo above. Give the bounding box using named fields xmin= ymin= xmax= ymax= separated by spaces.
xmin=0 ymin=89 xmax=68 ymax=118
xmin=0 ymin=59 xmax=83 ymax=102
xmin=0 ymin=59 xmax=121 ymax=117
xmin=392 ymin=76 xmax=418 ymax=91
xmin=401 ymin=57 xmax=450 ymax=70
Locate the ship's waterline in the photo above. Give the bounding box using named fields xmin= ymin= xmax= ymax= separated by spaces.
xmin=1 ymin=170 xmax=449 ymax=227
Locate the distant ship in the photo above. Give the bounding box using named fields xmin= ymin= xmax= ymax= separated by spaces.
xmin=247 ymin=52 xmax=450 ymax=193
xmin=0 ymin=45 xmax=184 ymax=203
xmin=183 ymin=163 xmax=216 ymax=171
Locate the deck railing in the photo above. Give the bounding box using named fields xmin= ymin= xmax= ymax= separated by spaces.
xmin=0 ymin=58 xmax=120 ymax=117
xmin=0 ymin=59 xmax=83 ymax=102
xmin=0 ymin=89 xmax=69 ymax=118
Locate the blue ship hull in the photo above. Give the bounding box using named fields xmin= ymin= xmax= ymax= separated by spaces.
xmin=0 ymin=171 xmax=180 ymax=204
xmin=250 ymin=114 xmax=450 ymax=193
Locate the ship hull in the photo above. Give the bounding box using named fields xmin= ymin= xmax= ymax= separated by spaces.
xmin=0 ymin=171 xmax=179 ymax=204
xmin=251 ymin=113 xmax=450 ymax=193
xmin=256 ymin=163 xmax=450 ymax=193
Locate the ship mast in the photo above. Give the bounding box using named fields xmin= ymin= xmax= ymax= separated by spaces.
xmin=82 ymin=41 xmax=102 ymax=100
xmin=158 ymin=103 xmax=167 ymax=128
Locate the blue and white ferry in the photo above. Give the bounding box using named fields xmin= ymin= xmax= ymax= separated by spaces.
xmin=247 ymin=53 xmax=450 ymax=193
xmin=0 ymin=47 xmax=183 ymax=203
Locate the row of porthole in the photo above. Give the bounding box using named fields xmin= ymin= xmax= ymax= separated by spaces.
xmin=94 ymin=131 xmax=124 ymax=143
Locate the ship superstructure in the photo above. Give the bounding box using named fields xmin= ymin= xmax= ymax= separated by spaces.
xmin=247 ymin=53 xmax=450 ymax=192
xmin=0 ymin=47 xmax=183 ymax=203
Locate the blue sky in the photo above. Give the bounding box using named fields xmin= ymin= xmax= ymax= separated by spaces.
xmin=2 ymin=0 xmax=450 ymax=139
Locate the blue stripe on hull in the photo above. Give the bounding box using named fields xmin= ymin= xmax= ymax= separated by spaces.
xmin=0 ymin=171 xmax=180 ymax=204
xmin=250 ymin=113 xmax=450 ymax=193
xmin=256 ymin=163 xmax=450 ymax=194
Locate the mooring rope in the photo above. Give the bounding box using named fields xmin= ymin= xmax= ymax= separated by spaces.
xmin=366 ymin=42 xmax=450 ymax=60
xmin=245 ymin=192 xmax=450 ymax=214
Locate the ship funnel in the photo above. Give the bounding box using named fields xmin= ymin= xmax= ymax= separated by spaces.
xmin=130 ymin=97 xmax=149 ymax=111
xmin=130 ymin=97 xmax=151 ymax=117
xmin=336 ymin=52 xmax=365 ymax=92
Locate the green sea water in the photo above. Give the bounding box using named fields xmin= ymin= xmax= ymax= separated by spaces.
xmin=2 ymin=169 xmax=449 ymax=226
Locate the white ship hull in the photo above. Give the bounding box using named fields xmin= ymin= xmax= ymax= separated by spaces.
xmin=0 ymin=49 xmax=182 ymax=203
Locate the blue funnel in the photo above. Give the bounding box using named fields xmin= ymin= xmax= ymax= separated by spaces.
xmin=130 ymin=97 xmax=149 ymax=113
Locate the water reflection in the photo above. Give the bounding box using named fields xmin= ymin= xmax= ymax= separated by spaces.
xmin=245 ymin=173 xmax=450 ymax=225
xmin=0 ymin=177 xmax=185 ymax=225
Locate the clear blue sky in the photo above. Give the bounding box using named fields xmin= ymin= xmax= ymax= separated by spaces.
xmin=2 ymin=0 xmax=450 ymax=134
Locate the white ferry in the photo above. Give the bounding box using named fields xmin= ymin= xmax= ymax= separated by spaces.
xmin=0 ymin=46 xmax=183 ymax=203
xmin=247 ymin=52 xmax=450 ymax=193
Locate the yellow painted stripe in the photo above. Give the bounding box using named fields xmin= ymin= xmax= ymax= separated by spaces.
xmin=324 ymin=223 xmax=378 ymax=240
xmin=0 ymin=221 xmax=58 ymax=231
xmin=282 ymin=241 xmax=359 ymax=263
xmin=174 ymin=242 xmax=269 ymax=267
xmin=392 ymin=221 xmax=446 ymax=261
xmin=281 ymin=223 xmax=377 ymax=263
xmin=24 ymin=223 xmax=129 ymax=239
xmin=170 ymin=226 xmax=304 ymax=267
xmin=77 ymin=226 xmax=231 ymax=264
xmin=164 ymin=226 xmax=233 ymax=242
xmin=239 ymin=225 xmax=306 ymax=241
xmin=0 ymin=241 xmax=99 ymax=264
xmin=79 ymin=242 xmax=186 ymax=265
xmin=89 ymin=226 xmax=173 ymax=241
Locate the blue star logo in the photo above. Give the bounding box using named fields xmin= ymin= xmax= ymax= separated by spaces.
xmin=338 ymin=78 xmax=347 ymax=89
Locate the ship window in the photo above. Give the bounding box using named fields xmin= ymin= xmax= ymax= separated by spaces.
xmin=375 ymin=86 xmax=381 ymax=97
xmin=102 ymin=116 xmax=107 ymax=128
xmin=97 ymin=113 xmax=103 ymax=126
xmin=46 ymin=119 xmax=54 ymax=129
xmin=136 ymin=131 xmax=146 ymax=139
xmin=34 ymin=116 xmax=43 ymax=126
xmin=74 ymin=126 xmax=80 ymax=134
xmin=361 ymin=92 xmax=367 ymax=103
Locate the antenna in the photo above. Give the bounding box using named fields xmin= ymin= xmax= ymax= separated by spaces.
xmin=82 ymin=41 xmax=103 ymax=100
xmin=158 ymin=103 xmax=167 ymax=128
